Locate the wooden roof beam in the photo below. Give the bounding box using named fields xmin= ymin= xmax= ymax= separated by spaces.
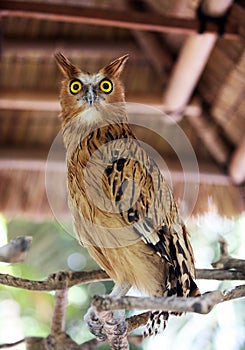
xmin=0 ymin=148 xmax=232 ymax=186
xmin=0 ymin=93 xmax=60 ymax=112
xmin=0 ymin=0 xmax=238 ymax=38
xmin=0 ymin=90 xmax=201 ymax=117
xmin=2 ymin=40 xmax=139 ymax=59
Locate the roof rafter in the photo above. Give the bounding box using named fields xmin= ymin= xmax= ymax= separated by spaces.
xmin=2 ymin=40 xmax=140 ymax=59
xmin=0 ymin=0 xmax=238 ymax=38
xmin=0 ymin=147 xmax=231 ymax=186
xmin=0 ymin=90 xmax=201 ymax=117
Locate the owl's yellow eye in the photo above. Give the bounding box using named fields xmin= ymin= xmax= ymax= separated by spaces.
xmin=99 ymin=79 xmax=113 ymax=94
xmin=70 ymin=79 xmax=83 ymax=95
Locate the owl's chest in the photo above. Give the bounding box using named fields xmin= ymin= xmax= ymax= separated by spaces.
xmin=66 ymin=124 xmax=130 ymax=197
xmin=66 ymin=130 xmax=118 ymax=217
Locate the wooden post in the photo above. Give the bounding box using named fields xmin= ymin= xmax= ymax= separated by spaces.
xmin=163 ymin=0 xmax=234 ymax=116
xmin=229 ymin=136 xmax=245 ymax=185
xmin=163 ymin=33 xmax=217 ymax=114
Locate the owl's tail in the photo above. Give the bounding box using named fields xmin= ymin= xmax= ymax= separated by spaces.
xmin=144 ymin=310 xmax=169 ymax=336
xmin=144 ymin=277 xmax=201 ymax=336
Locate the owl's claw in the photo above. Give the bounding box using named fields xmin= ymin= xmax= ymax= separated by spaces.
xmin=87 ymin=321 xmax=107 ymax=341
xmin=84 ymin=307 xmax=127 ymax=341
xmin=110 ymin=319 xmax=127 ymax=336
xmin=85 ymin=308 xmax=107 ymax=341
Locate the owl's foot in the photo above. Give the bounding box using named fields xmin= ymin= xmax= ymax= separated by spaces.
xmin=84 ymin=307 xmax=127 ymax=341
xmin=103 ymin=310 xmax=127 ymax=336
xmin=84 ymin=307 xmax=106 ymax=341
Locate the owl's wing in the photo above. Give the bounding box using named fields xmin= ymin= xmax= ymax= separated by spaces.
xmin=103 ymin=141 xmax=197 ymax=296
xmin=103 ymin=142 xmax=175 ymax=258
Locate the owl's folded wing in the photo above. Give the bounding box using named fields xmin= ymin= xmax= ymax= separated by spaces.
xmin=103 ymin=149 xmax=197 ymax=295
xmin=103 ymin=149 xmax=175 ymax=260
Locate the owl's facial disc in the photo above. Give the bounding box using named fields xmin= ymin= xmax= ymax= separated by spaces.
xmin=70 ymin=75 xmax=114 ymax=108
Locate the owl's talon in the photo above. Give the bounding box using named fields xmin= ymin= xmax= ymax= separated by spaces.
xmin=104 ymin=310 xmax=127 ymax=337
xmin=85 ymin=306 xmax=127 ymax=341
xmin=87 ymin=320 xmax=106 ymax=341
xmin=85 ymin=307 xmax=107 ymax=341
xmin=114 ymin=320 xmax=127 ymax=336
xmin=87 ymin=321 xmax=102 ymax=330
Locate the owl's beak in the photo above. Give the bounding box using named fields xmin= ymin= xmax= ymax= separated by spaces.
xmin=85 ymin=85 xmax=96 ymax=107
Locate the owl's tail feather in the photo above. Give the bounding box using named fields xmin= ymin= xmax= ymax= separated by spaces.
xmin=144 ymin=279 xmax=201 ymax=336
xmin=144 ymin=311 xmax=169 ymax=337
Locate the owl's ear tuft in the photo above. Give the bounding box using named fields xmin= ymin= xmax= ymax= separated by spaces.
xmin=54 ymin=52 xmax=81 ymax=79
xmin=101 ymin=54 xmax=129 ymax=79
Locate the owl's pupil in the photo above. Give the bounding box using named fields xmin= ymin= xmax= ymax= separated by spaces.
xmin=103 ymin=83 xmax=109 ymax=89
xmin=74 ymin=84 xmax=79 ymax=90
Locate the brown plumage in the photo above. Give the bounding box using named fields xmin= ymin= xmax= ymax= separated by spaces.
xmin=55 ymin=52 xmax=200 ymax=335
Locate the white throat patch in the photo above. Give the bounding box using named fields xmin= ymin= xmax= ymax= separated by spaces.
xmin=80 ymin=107 xmax=102 ymax=124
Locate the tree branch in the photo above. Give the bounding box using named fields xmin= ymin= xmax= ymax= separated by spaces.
xmin=127 ymin=312 xmax=150 ymax=333
xmin=0 ymin=284 xmax=244 ymax=349
xmin=0 ymin=265 xmax=244 ymax=292
xmin=51 ymin=289 xmax=68 ymax=335
xmin=44 ymin=333 xmax=86 ymax=350
xmin=92 ymin=284 xmax=245 ymax=315
xmin=0 ymin=238 xmax=244 ymax=349
xmin=0 ymin=339 xmax=25 ymax=349
xmin=0 ymin=270 xmax=110 ymax=291
xmin=0 ymin=333 xmax=142 ymax=350
xmin=196 ymin=268 xmax=244 ymax=280
xmin=0 ymin=236 xmax=32 ymax=263
xmin=212 ymin=238 xmax=245 ymax=272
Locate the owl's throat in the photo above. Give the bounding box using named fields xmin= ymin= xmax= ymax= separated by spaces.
xmin=81 ymin=107 xmax=102 ymax=124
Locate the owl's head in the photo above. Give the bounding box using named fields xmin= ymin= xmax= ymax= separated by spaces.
xmin=55 ymin=52 xmax=129 ymax=125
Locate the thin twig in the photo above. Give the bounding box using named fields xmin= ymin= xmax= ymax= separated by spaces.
xmin=0 ymin=236 xmax=32 ymax=263
xmin=0 ymin=339 xmax=25 ymax=348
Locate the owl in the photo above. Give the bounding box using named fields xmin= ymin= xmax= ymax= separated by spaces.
xmin=55 ymin=52 xmax=200 ymax=337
